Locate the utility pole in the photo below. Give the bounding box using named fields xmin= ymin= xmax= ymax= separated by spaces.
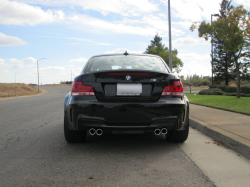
xmin=37 ymin=58 xmax=46 ymax=93
xmin=15 ymin=73 xmax=17 ymax=83
xmin=168 ymin=0 xmax=173 ymax=72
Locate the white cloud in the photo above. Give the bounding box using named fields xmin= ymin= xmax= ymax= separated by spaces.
xmin=119 ymin=15 xmax=185 ymax=37
xmin=26 ymin=64 xmax=36 ymax=68
xmin=0 ymin=1 xmax=183 ymax=38
xmin=68 ymin=15 xmax=160 ymax=37
xmin=59 ymin=67 xmax=82 ymax=76
xmin=68 ymin=14 xmax=185 ymax=37
xmin=9 ymin=58 xmax=24 ymax=68
xmin=69 ymin=58 xmax=88 ymax=63
xmin=178 ymin=53 xmax=211 ymax=76
xmin=0 ymin=32 xmax=27 ymax=46
xmin=13 ymin=0 xmax=159 ymax=17
xmin=0 ymin=0 xmax=65 ymax=25
xmin=40 ymin=66 xmax=66 ymax=71
xmin=105 ymin=48 xmax=143 ymax=54
xmin=0 ymin=59 xmax=11 ymax=68
xmin=65 ymin=64 xmax=75 ymax=68
xmin=0 ymin=69 xmax=10 ymax=76
xmin=172 ymin=21 xmax=193 ymax=30
xmin=96 ymin=43 xmax=113 ymax=46
xmin=160 ymin=0 xmax=221 ymax=21
xmin=171 ymin=37 xmax=210 ymax=46
xmin=23 ymin=57 xmax=36 ymax=63
xmin=66 ymin=37 xmax=113 ymax=45
xmin=235 ymin=0 xmax=250 ymax=8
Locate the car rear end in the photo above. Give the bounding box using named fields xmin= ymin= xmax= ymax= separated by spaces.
xmin=64 ymin=54 xmax=189 ymax=143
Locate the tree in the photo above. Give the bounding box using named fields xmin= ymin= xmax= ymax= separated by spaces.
xmin=213 ymin=0 xmax=235 ymax=85
xmin=145 ymin=34 xmax=183 ymax=73
xmin=190 ymin=5 xmax=250 ymax=98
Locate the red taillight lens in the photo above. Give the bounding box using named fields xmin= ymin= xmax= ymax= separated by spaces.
xmin=162 ymin=81 xmax=183 ymax=97
xmin=71 ymin=81 xmax=95 ymax=96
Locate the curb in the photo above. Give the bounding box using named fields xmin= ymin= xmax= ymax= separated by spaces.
xmin=190 ymin=119 xmax=250 ymax=160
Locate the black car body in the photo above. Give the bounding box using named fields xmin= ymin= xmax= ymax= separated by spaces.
xmin=64 ymin=53 xmax=189 ymax=143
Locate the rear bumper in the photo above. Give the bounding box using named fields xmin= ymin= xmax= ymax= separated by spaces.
xmin=77 ymin=117 xmax=178 ymax=131
xmin=65 ymin=97 xmax=189 ymax=131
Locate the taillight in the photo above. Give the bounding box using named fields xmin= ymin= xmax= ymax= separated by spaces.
xmin=162 ymin=81 xmax=183 ymax=97
xmin=71 ymin=81 xmax=95 ymax=96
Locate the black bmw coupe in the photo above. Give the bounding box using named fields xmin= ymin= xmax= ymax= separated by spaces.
xmin=64 ymin=53 xmax=189 ymax=143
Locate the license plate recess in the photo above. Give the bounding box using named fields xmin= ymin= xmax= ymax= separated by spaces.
xmin=117 ymin=83 xmax=142 ymax=96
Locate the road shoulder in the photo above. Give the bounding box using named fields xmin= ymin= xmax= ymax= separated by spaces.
xmin=0 ymin=88 xmax=48 ymax=101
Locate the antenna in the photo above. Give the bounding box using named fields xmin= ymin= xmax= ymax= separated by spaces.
xmin=124 ymin=51 xmax=129 ymax=56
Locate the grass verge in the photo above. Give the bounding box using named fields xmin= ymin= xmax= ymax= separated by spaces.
xmin=185 ymin=93 xmax=250 ymax=115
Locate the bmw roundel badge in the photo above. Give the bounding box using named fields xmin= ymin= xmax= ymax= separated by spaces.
xmin=125 ymin=75 xmax=131 ymax=81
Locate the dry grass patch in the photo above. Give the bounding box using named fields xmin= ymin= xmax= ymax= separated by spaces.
xmin=0 ymin=83 xmax=39 ymax=97
xmin=44 ymin=84 xmax=71 ymax=87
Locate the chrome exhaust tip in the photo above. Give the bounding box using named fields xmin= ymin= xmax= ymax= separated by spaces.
xmin=89 ymin=128 xmax=96 ymax=135
xmin=154 ymin=129 xmax=161 ymax=135
xmin=161 ymin=128 xmax=168 ymax=135
xmin=96 ymin=129 xmax=103 ymax=136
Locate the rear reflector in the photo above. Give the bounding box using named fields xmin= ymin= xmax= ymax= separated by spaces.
xmin=162 ymin=81 xmax=183 ymax=97
xmin=71 ymin=82 xmax=95 ymax=96
xmin=108 ymin=73 xmax=148 ymax=75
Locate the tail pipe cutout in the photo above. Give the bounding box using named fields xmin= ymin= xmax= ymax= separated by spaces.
xmin=154 ymin=128 xmax=168 ymax=135
xmin=89 ymin=128 xmax=103 ymax=136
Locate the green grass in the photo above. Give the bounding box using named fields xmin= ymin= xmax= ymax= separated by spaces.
xmin=185 ymin=93 xmax=250 ymax=115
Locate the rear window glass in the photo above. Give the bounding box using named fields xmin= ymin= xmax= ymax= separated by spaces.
xmin=84 ymin=55 xmax=169 ymax=73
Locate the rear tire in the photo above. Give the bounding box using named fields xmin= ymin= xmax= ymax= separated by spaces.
xmin=64 ymin=115 xmax=87 ymax=143
xmin=166 ymin=120 xmax=189 ymax=142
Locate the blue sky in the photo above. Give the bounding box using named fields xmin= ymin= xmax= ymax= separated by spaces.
xmin=0 ymin=0 xmax=249 ymax=84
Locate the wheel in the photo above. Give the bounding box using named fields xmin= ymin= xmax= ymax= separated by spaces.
xmin=166 ymin=120 xmax=189 ymax=142
xmin=64 ymin=115 xmax=87 ymax=143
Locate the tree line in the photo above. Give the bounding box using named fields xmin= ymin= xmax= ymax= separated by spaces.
xmin=145 ymin=0 xmax=249 ymax=98
xmin=190 ymin=0 xmax=250 ymax=98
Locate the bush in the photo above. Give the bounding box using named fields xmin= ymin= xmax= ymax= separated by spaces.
xmin=225 ymin=86 xmax=237 ymax=93
xmin=209 ymin=85 xmax=218 ymax=89
xmin=241 ymin=94 xmax=250 ymax=97
xmin=192 ymin=79 xmax=210 ymax=86
xmin=182 ymin=78 xmax=210 ymax=87
xmin=218 ymin=85 xmax=228 ymax=92
xmin=241 ymin=86 xmax=250 ymax=94
xmin=199 ymin=88 xmax=224 ymax=95
xmin=223 ymin=93 xmax=236 ymax=96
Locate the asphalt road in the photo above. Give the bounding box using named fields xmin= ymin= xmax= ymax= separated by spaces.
xmin=0 ymin=86 xmax=214 ymax=187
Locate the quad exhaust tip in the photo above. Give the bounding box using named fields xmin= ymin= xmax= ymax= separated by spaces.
xmin=89 ymin=128 xmax=103 ymax=136
xmin=154 ymin=128 xmax=168 ymax=135
xmin=161 ymin=128 xmax=168 ymax=135
xmin=89 ymin=128 xmax=96 ymax=136
xmin=154 ymin=129 xmax=161 ymax=136
xmin=96 ymin=129 xmax=103 ymax=136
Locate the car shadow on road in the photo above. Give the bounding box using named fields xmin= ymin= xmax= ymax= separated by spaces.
xmin=61 ymin=132 xmax=178 ymax=158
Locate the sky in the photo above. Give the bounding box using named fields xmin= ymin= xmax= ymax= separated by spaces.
xmin=0 ymin=0 xmax=249 ymax=84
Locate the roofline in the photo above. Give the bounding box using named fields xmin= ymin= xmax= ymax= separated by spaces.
xmin=89 ymin=53 xmax=160 ymax=58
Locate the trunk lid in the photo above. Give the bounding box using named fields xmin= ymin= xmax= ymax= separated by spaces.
xmin=81 ymin=71 xmax=178 ymax=101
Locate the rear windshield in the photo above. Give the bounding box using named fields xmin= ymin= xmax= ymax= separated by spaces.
xmin=84 ymin=55 xmax=169 ymax=73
